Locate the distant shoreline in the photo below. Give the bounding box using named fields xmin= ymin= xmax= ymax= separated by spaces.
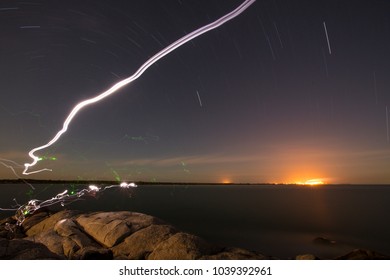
xmin=0 ymin=179 xmax=389 ymax=186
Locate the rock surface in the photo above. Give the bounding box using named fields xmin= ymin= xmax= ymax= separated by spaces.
xmin=0 ymin=210 xmax=267 ymax=260
xmin=335 ymin=249 xmax=390 ymax=260
xmin=295 ymin=254 xmax=319 ymax=260
xmin=0 ymin=238 xmax=63 ymax=259
xmin=0 ymin=210 xmax=389 ymax=260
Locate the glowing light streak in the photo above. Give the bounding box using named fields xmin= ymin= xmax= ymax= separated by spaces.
xmin=88 ymin=185 xmax=100 ymax=192
xmin=273 ymin=22 xmax=283 ymax=48
xmin=0 ymin=159 xmax=22 ymax=178
xmin=0 ymin=7 xmax=19 ymax=11
xmin=196 ymin=90 xmax=203 ymax=107
xmin=20 ymin=25 xmax=41 ymax=29
xmin=120 ymin=182 xmax=136 ymax=188
xmin=1 ymin=182 xmax=137 ymax=226
xmin=323 ymin=21 xmax=332 ymax=55
xmin=0 ymin=159 xmax=36 ymax=189
xmin=22 ymin=0 xmax=256 ymax=175
xmin=265 ymin=34 xmax=276 ymax=60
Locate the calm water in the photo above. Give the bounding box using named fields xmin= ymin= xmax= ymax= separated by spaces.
xmin=1 ymin=183 xmax=389 ymax=259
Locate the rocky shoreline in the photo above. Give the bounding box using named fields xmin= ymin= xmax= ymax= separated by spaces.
xmin=0 ymin=210 xmax=388 ymax=260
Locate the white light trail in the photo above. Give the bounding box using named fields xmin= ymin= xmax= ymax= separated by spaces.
xmin=0 ymin=158 xmax=23 ymax=172
xmin=20 ymin=25 xmax=41 ymax=29
xmin=1 ymin=182 xmax=137 ymax=226
xmin=323 ymin=21 xmax=332 ymax=55
xmin=22 ymin=0 xmax=256 ymax=175
xmin=273 ymin=22 xmax=283 ymax=48
xmin=196 ymin=90 xmax=203 ymax=107
xmin=88 ymin=185 xmax=100 ymax=192
xmin=0 ymin=158 xmax=36 ymax=189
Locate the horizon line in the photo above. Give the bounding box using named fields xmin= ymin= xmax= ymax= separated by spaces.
xmin=0 ymin=178 xmax=389 ymax=186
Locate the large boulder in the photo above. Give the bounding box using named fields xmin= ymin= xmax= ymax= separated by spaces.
xmin=25 ymin=230 xmax=65 ymax=256
xmin=75 ymin=212 xmax=163 ymax=247
xmin=24 ymin=212 xmax=102 ymax=259
xmin=24 ymin=210 xmax=80 ymax=236
xmin=148 ymin=232 xmax=219 ymax=260
xmin=112 ymin=224 xmax=178 ymax=259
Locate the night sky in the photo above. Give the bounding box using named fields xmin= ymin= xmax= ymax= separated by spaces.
xmin=1 ymin=0 xmax=390 ymax=184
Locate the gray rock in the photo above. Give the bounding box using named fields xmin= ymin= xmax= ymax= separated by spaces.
xmin=148 ymin=232 xmax=219 ymax=260
xmin=1 ymin=210 xmax=273 ymax=260
xmin=76 ymin=211 xmax=162 ymax=247
xmin=112 ymin=224 xmax=178 ymax=259
xmin=25 ymin=210 xmax=80 ymax=236
xmin=5 ymin=209 xmax=390 ymax=260
xmin=54 ymin=218 xmax=97 ymax=251
xmin=25 ymin=217 xmax=103 ymax=258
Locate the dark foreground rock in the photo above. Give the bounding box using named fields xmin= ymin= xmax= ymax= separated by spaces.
xmin=0 ymin=238 xmax=64 ymax=259
xmin=335 ymin=249 xmax=390 ymax=260
xmin=0 ymin=210 xmax=267 ymax=260
xmin=1 ymin=210 xmax=389 ymax=260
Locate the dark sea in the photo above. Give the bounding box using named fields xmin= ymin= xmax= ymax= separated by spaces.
xmin=1 ymin=183 xmax=389 ymax=259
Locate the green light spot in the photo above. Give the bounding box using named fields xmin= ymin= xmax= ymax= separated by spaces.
xmin=23 ymin=210 xmax=29 ymax=215
xmin=26 ymin=189 xmax=34 ymax=197
xmin=110 ymin=168 xmax=121 ymax=182
xmin=38 ymin=155 xmax=57 ymax=161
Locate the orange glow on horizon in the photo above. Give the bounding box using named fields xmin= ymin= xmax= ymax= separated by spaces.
xmin=295 ymin=179 xmax=325 ymax=186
